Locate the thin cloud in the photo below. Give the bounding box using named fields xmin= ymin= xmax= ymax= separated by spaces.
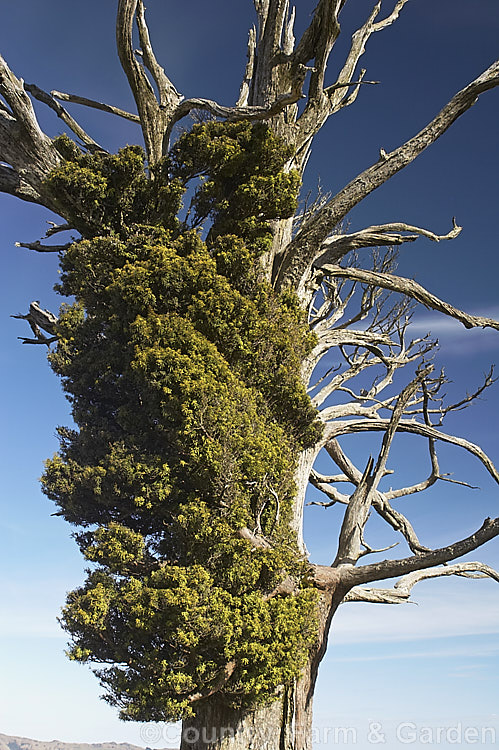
xmin=329 ymin=586 xmax=499 ymax=645
xmin=329 ymin=641 xmax=499 ymax=664
xmin=409 ymin=306 xmax=499 ymax=336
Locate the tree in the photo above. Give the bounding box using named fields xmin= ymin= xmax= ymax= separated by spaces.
xmin=2 ymin=2 xmax=499 ymax=749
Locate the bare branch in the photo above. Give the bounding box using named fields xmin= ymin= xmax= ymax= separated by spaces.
xmin=11 ymin=301 xmax=58 ymax=345
xmin=292 ymin=0 xmax=344 ymax=68
xmin=0 ymin=54 xmax=61 ymax=205
xmin=116 ymin=0 xmax=181 ymax=163
xmin=135 ymin=0 xmax=181 ymax=108
xmin=282 ymin=2 xmax=296 ymax=56
xmin=330 ymin=369 xmax=431 ymax=567
xmin=332 ymin=0 xmax=410 ymax=107
xmin=332 ymin=456 xmax=375 ymax=567
xmin=0 ymin=54 xmax=45 ymax=134
xmin=17 ymin=335 xmax=58 ymax=346
xmin=294 ymin=0 xmax=409 ymax=153
xmin=51 ymin=90 xmax=140 ymax=124
xmin=45 ymin=221 xmax=73 ymax=237
xmin=315 ymin=264 xmax=499 ymax=333
xmin=345 ymin=559 xmax=499 ymax=600
xmin=371 ymin=368 xmax=431 ymax=487
xmin=319 ymin=218 xmax=461 ymax=262
xmin=325 ymin=439 xmax=432 ymax=554
xmin=237 ymin=26 xmax=257 ymax=107
xmin=24 ymin=83 xmax=105 ymax=152
xmin=276 ymin=59 xmax=499 ymax=292
xmin=302 ymin=329 xmax=393 ymax=384
xmin=385 ymin=380 xmax=441 ymax=499
xmin=164 ymin=86 xmax=306 ymax=145
xmin=15 ymin=240 xmax=70 ymax=253
xmin=325 ymin=418 xmax=499 ymax=485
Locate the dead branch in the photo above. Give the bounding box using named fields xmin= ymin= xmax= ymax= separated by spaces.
xmin=164 ymin=87 xmax=306 ymax=144
xmin=276 ymin=59 xmax=499 ymax=293
xmin=302 ymin=329 xmax=393 ymax=384
xmin=0 ymin=54 xmax=61 ymax=207
xmin=11 ymin=300 xmax=58 ymax=344
xmin=44 ymin=221 xmax=73 ymax=237
xmin=135 ymin=0 xmax=180 ymax=108
xmin=237 ymin=26 xmax=257 ymax=107
xmin=116 ymin=0 xmax=181 ymax=164
xmin=345 ymin=561 xmax=499 ymax=604
xmin=51 ymin=90 xmax=140 ymax=123
xmin=324 ymin=417 xmax=499 ymax=486
xmin=313 ymin=264 xmax=499 ymax=334
xmin=331 ymin=370 xmax=431 ymax=567
xmin=325 ymin=439 xmax=432 ymax=554
xmin=343 ymin=519 xmax=499 ymax=586
xmin=17 ymin=335 xmax=58 ymax=346
xmin=15 ymin=240 xmax=70 ymax=253
xmin=332 ymin=456 xmax=375 ymax=567
xmin=317 ymin=218 xmax=461 ymax=264
xmin=24 ymin=83 xmax=105 ymax=153
xmin=295 ymin=1 xmax=410 ymax=158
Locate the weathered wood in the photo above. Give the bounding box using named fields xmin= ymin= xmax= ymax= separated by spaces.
xmin=276 ymin=60 xmax=499 ymax=292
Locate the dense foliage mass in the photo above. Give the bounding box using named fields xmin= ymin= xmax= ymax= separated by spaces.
xmin=41 ymin=122 xmax=321 ymax=720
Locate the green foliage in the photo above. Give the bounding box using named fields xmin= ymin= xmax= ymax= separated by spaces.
xmin=42 ymin=122 xmax=321 ymax=721
xmin=46 ymin=135 xmax=183 ymax=237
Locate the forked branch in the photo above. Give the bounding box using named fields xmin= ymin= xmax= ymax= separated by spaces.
xmin=345 ymin=561 xmax=499 ymax=604
xmin=315 ymin=264 xmax=499 ymax=333
xmin=276 ymin=59 xmax=499 ymax=291
xmin=325 ymin=418 xmax=499 ymax=486
xmin=0 ymin=54 xmax=61 ymax=207
xmin=343 ymin=518 xmax=499 ymax=586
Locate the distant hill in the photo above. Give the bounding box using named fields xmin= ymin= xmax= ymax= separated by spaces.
xmin=0 ymin=734 xmax=175 ymax=750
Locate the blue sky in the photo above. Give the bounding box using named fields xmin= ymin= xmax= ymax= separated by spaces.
xmin=0 ymin=2 xmax=498 ymax=747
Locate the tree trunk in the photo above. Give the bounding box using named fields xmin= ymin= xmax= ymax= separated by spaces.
xmin=180 ymin=690 xmax=295 ymax=750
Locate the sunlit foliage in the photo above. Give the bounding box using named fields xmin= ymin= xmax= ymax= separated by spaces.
xmin=41 ymin=122 xmax=321 ymax=720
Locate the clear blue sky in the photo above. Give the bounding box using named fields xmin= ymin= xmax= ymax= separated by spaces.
xmin=1 ymin=2 xmax=498 ymax=748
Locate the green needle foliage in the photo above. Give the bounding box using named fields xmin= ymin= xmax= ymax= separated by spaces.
xmin=41 ymin=121 xmax=321 ymax=721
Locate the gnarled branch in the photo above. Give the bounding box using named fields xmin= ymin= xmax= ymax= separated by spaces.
xmin=276 ymin=59 xmax=499 ymax=292
xmin=314 ymin=263 xmax=499 ymax=333
xmin=343 ymin=518 xmax=499 ymax=587
xmin=24 ymin=83 xmax=105 ymax=153
xmin=51 ymin=90 xmax=141 ymax=124
xmin=0 ymin=54 xmax=61 ymax=206
xmin=116 ymin=0 xmax=181 ymax=164
xmin=324 ymin=418 xmax=499 ymax=485
xmin=345 ymin=562 xmax=499 ymax=604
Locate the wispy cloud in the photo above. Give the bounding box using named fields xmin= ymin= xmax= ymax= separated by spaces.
xmin=330 ymin=641 xmax=499 ymax=664
xmin=329 ymin=585 xmax=499 ymax=646
xmin=407 ymin=308 xmax=499 ymax=357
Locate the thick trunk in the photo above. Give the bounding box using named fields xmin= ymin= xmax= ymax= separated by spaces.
xmin=180 ymin=690 xmax=294 ymax=750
